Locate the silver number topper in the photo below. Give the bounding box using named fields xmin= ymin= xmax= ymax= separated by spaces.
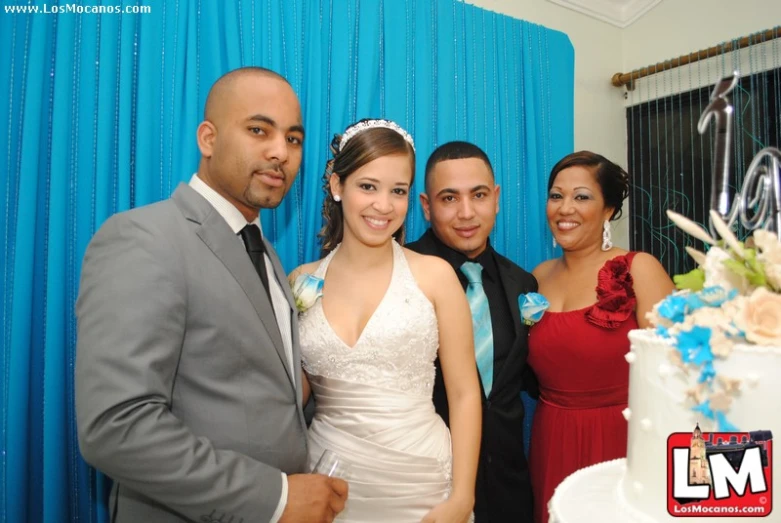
xmin=698 ymin=71 xmax=781 ymax=238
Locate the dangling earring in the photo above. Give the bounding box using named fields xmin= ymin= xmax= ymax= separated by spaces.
xmin=552 ymin=237 xmax=557 ymax=249
xmin=333 ymin=194 xmax=341 ymax=202
xmin=602 ymin=220 xmax=612 ymax=251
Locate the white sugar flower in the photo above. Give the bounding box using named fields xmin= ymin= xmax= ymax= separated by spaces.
xmin=739 ymin=287 xmax=781 ymax=346
xmin=753 ymin=229 xmax=781 ymax=290
xmin=667 ymin=210 xmax=715 ymax=245
xmin=703 ymin=247 xmax=750 ymax=294
xmin=709 ymin=210 xmax=745 ymax=258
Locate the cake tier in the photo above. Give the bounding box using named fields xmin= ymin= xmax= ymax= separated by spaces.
xmin=550 ymin=330 xmax=779 ymax=522
xmin=622 ymin=330 xmax=780 ymax=521
xmin=549 ymin=458 xmax=756 ymax=523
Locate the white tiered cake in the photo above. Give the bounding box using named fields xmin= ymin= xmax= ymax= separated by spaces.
xmin=549 ymin=217 xmax=781 ymax=522
xmin=549 ymin=332 xmax=780 ymax=523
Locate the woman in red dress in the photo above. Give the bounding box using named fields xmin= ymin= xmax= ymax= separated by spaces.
xmin=527 ymin=151 xmax=675 ymax=523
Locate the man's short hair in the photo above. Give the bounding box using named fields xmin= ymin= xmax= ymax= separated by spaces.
xmin=424 ymin=141 xmax=494 ymax=192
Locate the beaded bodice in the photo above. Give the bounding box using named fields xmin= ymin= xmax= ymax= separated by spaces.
xmin=299 ymin=241 xmax=439 ymax=396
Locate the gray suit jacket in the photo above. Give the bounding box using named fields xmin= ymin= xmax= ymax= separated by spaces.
xmin=76 ymin=184 xmax=307 ymax=523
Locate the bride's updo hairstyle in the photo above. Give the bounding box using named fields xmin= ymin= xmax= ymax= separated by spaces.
xmin=319 ymin=119 xmax=416 ymax=256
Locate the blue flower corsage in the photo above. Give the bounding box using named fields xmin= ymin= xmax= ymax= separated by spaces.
xmin=291 ymin=273 xmax=324 ymax=313
xmin=519 ymin=292 xmax=549 ymax=326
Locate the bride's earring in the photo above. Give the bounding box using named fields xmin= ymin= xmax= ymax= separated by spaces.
xmin=602 ymin=220 xmax=612 ymax=251
xmin=552 ymin=237 xmax=557 ymax=249
xmin=333 ymin=194 xmax=342 ymax=202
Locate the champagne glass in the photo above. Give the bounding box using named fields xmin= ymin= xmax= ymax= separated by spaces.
xmin=313 ymin=449 xmax=351 ymax=479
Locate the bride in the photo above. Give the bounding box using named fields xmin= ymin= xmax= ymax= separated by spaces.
xmin=289 ymin=119 xmax=482 ymax=522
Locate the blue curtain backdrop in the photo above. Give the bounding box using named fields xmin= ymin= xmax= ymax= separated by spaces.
xmin=0 ymin=1 xmax=574 ymax=521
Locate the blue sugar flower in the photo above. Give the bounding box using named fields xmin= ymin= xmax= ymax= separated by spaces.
xmin=726 ymin=323 xmax=747 ymax=342
xmin=656 ymin=325 xmax=671 ymax=338
xmin=676 ymin=326 xmax=713 ymax=365
xmin=657 ymin=295 xmax=688 ymax=323
xmin=685 ymin=293 xmax=706 ymax=311
xmin=698 ymin=286 xmax=738 ymax=307
xmin=697 ymin=361 xmax=716 ymax=383
xmin=692 ymin=400 xmax=715 ymax=420
xmin=716 ymin=412 xmax=739 ymax=432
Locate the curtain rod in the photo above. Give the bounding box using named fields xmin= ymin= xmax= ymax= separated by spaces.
xmin=611 ymin=26 xmax=781 ymax=89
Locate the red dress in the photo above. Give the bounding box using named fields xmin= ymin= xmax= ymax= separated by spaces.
xmin=527 ymin=253 xmax=638 ymax=523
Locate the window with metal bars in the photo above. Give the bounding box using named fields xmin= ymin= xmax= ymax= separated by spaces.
xmin=626 ymin=67 xmax=781 ymax=277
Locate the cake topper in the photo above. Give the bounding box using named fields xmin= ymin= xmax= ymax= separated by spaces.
xmin=698 ymin=72 xmax=781 ymax=238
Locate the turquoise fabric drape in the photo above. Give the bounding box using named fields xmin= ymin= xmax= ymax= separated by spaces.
xmin=0 ymin=1 xmax=573 ymax=521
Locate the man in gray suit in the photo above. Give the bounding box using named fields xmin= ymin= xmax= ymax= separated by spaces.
xmin=76 ymin=67 xmax=347 ymax=523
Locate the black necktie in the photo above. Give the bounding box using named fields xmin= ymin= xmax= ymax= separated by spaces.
xmin=239 ymin=224 xmax=274 ymax=306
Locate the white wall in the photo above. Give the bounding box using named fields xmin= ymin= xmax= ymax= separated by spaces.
xmin=620 ymin=0 xmax=779 ymax=248
xmin=469 ymin=0 xmax=779 ymax=250
xmin=623 ymin=0 xmax=781 ymax=71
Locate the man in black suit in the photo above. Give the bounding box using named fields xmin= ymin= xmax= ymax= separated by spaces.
xmin=407 ymin=141 xmax=537 ymax=523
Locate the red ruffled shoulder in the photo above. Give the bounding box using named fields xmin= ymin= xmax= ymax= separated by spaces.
xmin=584 ymin=253 xmax=637 ymax=329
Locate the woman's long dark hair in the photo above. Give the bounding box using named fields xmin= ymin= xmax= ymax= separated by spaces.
xmin=319 ymin=120 xmax=416 ymax=256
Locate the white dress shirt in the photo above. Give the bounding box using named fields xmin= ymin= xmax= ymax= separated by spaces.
xmin=189 ymin=174 xmax=292 ymax=522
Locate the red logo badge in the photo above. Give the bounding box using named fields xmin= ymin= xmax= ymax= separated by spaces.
xmin=667 ymin=425 xmax=773 ymax=517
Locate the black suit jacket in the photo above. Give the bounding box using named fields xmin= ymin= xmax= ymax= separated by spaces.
xmin=407 ymin=229 xmax=538 ymax=523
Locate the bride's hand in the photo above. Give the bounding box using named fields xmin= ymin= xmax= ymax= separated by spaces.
xmin=420 ymin=496 xmax=473 ymax=523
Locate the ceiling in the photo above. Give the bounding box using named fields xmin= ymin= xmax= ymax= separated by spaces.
xmin=546 ymin=0 xmax=662 ymax=28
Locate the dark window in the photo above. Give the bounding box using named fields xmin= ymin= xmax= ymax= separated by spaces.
xmin=627 ymin=67 xmax=781 ymax=277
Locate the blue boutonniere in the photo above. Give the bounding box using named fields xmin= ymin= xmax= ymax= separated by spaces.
xmin=519 ymin=292 xmax=549 ymax=326
xmin=291 ymin=273 xmax=324 ymax=313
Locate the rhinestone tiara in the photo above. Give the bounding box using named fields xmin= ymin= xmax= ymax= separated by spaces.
xmin=338 ymin=119 xmax=415 ymax=152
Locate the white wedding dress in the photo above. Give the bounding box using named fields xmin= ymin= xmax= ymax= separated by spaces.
xmin=299 ymin=241 xmax=454 ymax=522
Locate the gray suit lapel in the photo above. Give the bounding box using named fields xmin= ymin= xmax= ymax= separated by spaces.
xmin=172 ymin=185 xmax=291 ymax=381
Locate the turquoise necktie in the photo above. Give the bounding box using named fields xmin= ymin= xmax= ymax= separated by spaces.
xmin=460 ymin=262 xmax=494 ymax=396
